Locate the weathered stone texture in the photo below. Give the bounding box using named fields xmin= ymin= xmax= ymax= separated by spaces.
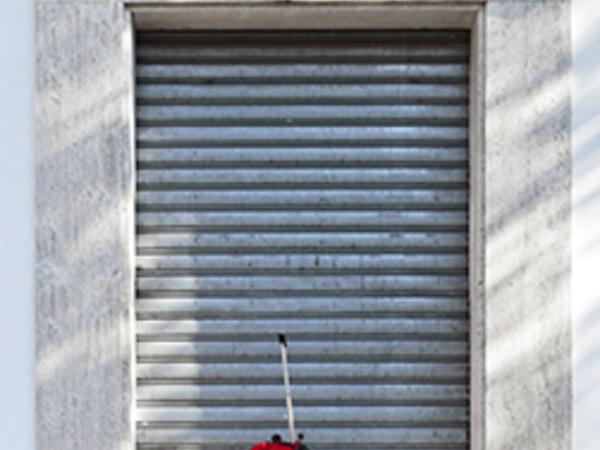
xmin=486 ymin=2 xmax=571 ymax=449
xmin=36 ymin=2 xmax=132 ymax=449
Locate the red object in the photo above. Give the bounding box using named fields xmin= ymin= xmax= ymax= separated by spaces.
xmin=250 ymin=442 xmax=294 ymax=450
xmin=250 ymin=443 xmax=270 ymax=450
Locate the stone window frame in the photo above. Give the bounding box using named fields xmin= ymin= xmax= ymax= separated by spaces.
xmin=127 ymin=4 xmax=486 ymax=449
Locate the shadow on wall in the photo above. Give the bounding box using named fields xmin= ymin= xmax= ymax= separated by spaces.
xmin=35 ymin=2 xmax=132 ymax=450
xmin=485 ymin=2 xmax=572 ymax=450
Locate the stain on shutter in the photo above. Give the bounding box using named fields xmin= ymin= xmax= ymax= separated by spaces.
xmin=135 ymin=30 xmax=470 ymax=450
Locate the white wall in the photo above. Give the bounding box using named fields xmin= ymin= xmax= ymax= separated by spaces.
xmin=1 ymin=1 xmax=599 ymax=447
xmin=573 ymin=0 xmax=600 ymax=449
xmin=0 ymin=2 xmax=35 ymax=448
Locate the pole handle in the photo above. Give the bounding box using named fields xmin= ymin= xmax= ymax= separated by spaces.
xmin=279 ymin=334 xmax=295 ymax=442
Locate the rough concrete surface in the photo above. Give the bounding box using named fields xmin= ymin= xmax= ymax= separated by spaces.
xmin=486 ymin=1 xmax=571 ymax=449
xmin=35 ymin=2 xmax=133 ymax=449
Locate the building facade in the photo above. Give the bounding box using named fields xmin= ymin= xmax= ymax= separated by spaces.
xmin=2 ymin=0 xmax=600 ymax=448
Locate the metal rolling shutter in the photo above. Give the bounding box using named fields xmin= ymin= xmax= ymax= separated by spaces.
xmin=135 ymin=30 xmax=470 ymax=450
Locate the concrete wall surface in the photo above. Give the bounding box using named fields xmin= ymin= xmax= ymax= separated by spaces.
xmin=35 ymin=2 xmax=133 ymax=449
xmin=485 ymin=2 xmax=572 ymax=449
xmin=34 ymin=1 xmax=574 ymax=449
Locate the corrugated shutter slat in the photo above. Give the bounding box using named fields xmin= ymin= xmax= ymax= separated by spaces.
xmin=136 ymin=30 xmax=469 ymax=450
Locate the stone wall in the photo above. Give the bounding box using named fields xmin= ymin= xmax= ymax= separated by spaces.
xmin=485 ymin=2 xmax=571 ymax=449
xmin=36 ymin=3 xmax=133 ymax=449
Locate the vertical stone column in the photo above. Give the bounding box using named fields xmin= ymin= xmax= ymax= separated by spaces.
xmin=485 ymin=2 xmax=571 ymax=449
xmin=35 ymin=2 xmax=133 ymax=449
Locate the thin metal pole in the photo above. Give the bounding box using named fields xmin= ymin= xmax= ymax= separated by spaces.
xmin=278 ymin=334 xmax=295 ymax=443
